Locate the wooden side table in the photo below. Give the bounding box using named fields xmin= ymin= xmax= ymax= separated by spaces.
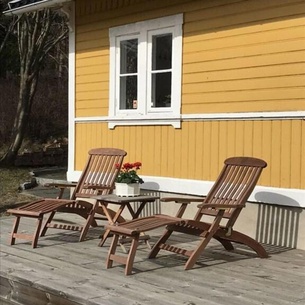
xmin=91 ymin=194 xmax=160 ymax=247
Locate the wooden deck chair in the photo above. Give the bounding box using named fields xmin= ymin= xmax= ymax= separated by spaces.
xmin=105 ymin=157 xmax=267 ymax=275
xmin=7 ymin=148 xmax=127 ymax=248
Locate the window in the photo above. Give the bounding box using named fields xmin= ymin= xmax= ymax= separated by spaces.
xmin=109 ymin=14 xmax=183 ymax=128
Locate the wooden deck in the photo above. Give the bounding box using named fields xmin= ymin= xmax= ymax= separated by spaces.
xmin=1 ymin=213 xmax=304 ymax=305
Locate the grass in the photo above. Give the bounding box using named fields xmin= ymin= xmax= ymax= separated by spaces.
xmin=0 ymin=167 xmax=35 ymax=210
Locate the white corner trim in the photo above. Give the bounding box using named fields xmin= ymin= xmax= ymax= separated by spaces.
xmin=67 ymin=171 xmax=305 ymax=208
xmin=67 ymin=2 xmax=75 ymax=178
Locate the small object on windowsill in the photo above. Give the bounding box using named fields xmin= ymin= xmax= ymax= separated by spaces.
xmin=133 ymin=100 xmax=137 ymax=109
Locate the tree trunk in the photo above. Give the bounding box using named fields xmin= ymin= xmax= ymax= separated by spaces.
xmin=0 ymin=9 xmax=68 ymax=166
xmin=0 ymin=75 xmax=37 ymax=165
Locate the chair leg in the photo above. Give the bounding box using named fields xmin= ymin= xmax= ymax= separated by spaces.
xmin=184 ymin=234 xmax=213 ymax=270
xmin=106 ymin=234 xmax=120 ymax=269
xmin=32 ymin=217 xmax=43 ymax=248
xmin=185 ymin=211 xmax=224 ymax=270
xmin=79 ymin=202 xmax=99 ymax=242
xmin=226 ymin=230 xmax=268 ymax=258
xmin=148 ymin=228 xmax=173 ymax=259
xmin=40 ymin=211 xmax=55 ymax=237
xmin=214 ymin=236 xmax=235 ymax=251
xmin=99 ymin=228 xmax=112 ymax=247
xmin=9 ymin=216 xmax=20 ymax=245
xmin=106 ymin=234 xmax=140 ymax=275
xmin=125 ymin=236 xmax=139 ymax=276
xmin=9 ymin=216 xmax=42 ymax=248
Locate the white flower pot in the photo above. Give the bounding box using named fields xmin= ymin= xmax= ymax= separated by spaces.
xmin=115 ymin=182 xmax=140 ymax=197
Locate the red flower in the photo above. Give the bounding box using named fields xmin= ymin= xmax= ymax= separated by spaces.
xmin=133 ymin=162 xmax=142 ymax=169
xmin=122 ymin=163 xmax=133 ymax=171
xmin=115 ymin=161 xmax=144 ymax=184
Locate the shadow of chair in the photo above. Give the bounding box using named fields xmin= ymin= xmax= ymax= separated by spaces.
xmin=254 ymin=192 xmax=301 ymax=249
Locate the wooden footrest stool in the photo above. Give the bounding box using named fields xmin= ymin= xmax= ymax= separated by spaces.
xmin=7 ymin=199 xmax=75 ymax=248
xmin=118 ymin=233 xmax=151 ymax=253
xmin=105 ymin=215 xmax=186 ymax=275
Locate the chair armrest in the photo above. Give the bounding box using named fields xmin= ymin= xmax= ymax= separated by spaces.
xmin=83 ymin=185 xmax=114 ymax=190
xmin=161 ymin=197 xmax=205 ymax=218
xmin=197 ymin=203 xmax=245 ymax=210
xmin=82 ymin=185 xmax=114 ymax=195
xmin=43 ymin=182 xmax=76 ymax=199
xmin=44 ymin=182 xmax=77 ymax=188
xmin=161 ymin=197 xmax=206 ymax=204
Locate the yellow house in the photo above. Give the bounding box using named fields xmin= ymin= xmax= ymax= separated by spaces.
xmin=6 ymin=0 xmax=305 ymax=249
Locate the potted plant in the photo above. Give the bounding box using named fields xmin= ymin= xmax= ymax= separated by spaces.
xmin=115 ymin=162 xmax=144 ymax=196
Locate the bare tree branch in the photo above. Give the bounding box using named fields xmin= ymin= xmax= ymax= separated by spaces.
xmin=0 ymin=15 xmax=19 ymax=55
xmin=0 ymin=8 xmax=68 ymax=165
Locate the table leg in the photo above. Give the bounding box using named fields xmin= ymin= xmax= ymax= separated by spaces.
xmin=98 ymin=202 xmax=126 ymax=247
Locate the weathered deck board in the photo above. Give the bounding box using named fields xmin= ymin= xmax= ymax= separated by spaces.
xmin=0 ymin=214 xmax=304 ymax=305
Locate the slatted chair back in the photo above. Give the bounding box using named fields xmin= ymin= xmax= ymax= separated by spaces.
xmin=7 ymin=147 xmax=127 ymax=248
xmin=72 ymin=148 xmax=127 ymax=199
xmin=104 ymin=156 xmax=268 ymax=274
xmin=195 ymin=157 xmax=267 ymax=228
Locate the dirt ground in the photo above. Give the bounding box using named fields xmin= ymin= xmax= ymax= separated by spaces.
xmin=0 ymin=167 xmax=35 ymax=211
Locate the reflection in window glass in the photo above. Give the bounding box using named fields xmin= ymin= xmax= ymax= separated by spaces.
xmin=151 ymin=72 xmax=171 ymax=108
xmin=120 ymin=39 xmax=138 ymax=74
xmin=152 ymin=34 xmax=172 ymax=70
xmin=151 ymin=34 xmax=172 ymax=108
xmin=120 ymin=39 xmax=138 ymax=109
xmin=120 ymin=75 xmax=137 ymax=109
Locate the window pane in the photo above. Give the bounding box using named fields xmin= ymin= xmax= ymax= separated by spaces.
xmin=120 ymin=39 xmax=138 ymax=74
xmin=152 ymin=34 xmax=172 ymax=71
xmin=151 ymin=72 xmax=171 ymax=108
xmin=120 ymin=75 xmax=137 ymax=109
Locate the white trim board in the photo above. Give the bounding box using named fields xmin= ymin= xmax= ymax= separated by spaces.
xmin=67 ymin=171 xmax=305 ymax=208
xmin=74 ymin=111 xmax=305 ymax=125
xmin=67 ymin=2 xmax=75 ymax=179
xmin=108 ymin=14 xmax=183 ymax=129
xmin=182 ymin=111 xmax=305 ymax=121
xmin=4 ymin=0 xmax=71 ymax=15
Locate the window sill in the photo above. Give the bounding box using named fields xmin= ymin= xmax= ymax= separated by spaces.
xmin=107 ymin=115 xmax=181 ymax=129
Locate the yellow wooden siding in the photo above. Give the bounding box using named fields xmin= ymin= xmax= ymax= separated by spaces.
xmin=182 ymin=0 xmax=305 ymax=113
xmin=74 ymin=0 xmax=305 ymax=190
xmin=75 ymin=120 xmax=305 ymax=190
xmin=75 ymin=0 xmax=305 ymax=116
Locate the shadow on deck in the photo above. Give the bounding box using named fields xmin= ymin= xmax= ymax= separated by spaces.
xmin=0 ymin=213 xmax=304 ymax=305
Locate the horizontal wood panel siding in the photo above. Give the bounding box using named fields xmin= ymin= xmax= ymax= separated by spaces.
xmin=75 ymin=0 xmax=305 ymax=116
xmin=182 ymin=0 xmax=305 ymax=113
xmin=76 ymin=0 xmax=305 ymax=116
xmin=75 ymin=0 xmax=150 ymax=117
xmin=74 ymin=0 xmax=305 ymax=191
xmin=75 ymin=120 xmax=305 ymax=190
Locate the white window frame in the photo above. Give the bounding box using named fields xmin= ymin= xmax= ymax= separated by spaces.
xmin=108 ymin=14 xmax=183 ymax=129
